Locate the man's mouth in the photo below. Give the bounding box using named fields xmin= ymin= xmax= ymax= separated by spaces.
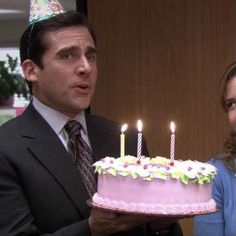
xmin=74 ymin=84 xmax=91 ymax=95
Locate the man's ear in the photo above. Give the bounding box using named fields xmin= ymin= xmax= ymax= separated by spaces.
xmin=22 ymin=59 xmax=40 ymax=82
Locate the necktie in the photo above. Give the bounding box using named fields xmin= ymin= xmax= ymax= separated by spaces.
xmin=64 ymin=120 xmax=96 ymax=198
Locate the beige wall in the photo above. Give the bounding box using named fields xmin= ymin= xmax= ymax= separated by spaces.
xmin=0 ymin=19 xmax=27 ymax=47
xmin=88 ymin=0 xmax=236 ymax=235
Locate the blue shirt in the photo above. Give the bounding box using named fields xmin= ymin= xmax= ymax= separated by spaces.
xmin=194 ymin=157 xmax=236 ymax=236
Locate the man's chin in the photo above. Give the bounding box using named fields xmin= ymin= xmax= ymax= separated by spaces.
xmin=73 ymin=102 xmax=90 ymax=112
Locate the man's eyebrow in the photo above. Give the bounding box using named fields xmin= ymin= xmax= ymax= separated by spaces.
xmin=87 ymin=46 xmax=97 ymax=54
xmin=56 ymin=46 xmax=78 ymax=54
xmin=56 ymin=46 xmax=97 ymax=55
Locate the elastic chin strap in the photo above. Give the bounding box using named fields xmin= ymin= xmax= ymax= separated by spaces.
xmin=27 ymin=23 xmax=35 ymax=59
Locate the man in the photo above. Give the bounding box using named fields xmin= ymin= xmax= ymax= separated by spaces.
xmin=0 ymin=1 xmax=183 ymax=235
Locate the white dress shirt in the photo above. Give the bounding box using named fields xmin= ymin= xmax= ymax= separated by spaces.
xmin=32 ymin=97 xmax=92 ymax=150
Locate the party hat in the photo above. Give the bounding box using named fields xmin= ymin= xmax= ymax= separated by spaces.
xmin=29 ymin=0 xmax=65 ymax=25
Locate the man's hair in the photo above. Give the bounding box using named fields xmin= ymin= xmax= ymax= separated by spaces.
xmin=20 ymin=11 xmax=96 ymax=68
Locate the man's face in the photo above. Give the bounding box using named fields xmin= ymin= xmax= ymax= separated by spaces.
xmin=30 ymin=26 xmax=97 ymax=117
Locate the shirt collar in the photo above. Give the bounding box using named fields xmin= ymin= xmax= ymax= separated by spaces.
xmin=32 ymin=97 xmax=88 ymax=135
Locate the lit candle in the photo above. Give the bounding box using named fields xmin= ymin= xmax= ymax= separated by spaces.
xmin=137 ymin=120 xmax=143 ymax=159
xmin=170 ymin=121 xmax=176 ymax=165
xmin=120 ymin=124 xmax=128 ymax=158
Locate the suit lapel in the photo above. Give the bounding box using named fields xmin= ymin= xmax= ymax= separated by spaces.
xmin=86 ymin=114 xmax=119 ymax=161
xmin=20 ymin=104 xmax=91 ymax=218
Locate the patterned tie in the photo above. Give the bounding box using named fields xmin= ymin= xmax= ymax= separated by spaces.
xmin=64 ymin=120 xmax=96 ymax=198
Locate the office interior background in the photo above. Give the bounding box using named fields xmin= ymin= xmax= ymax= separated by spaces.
xmin=1 ymin=0 xmax=235 ymax=235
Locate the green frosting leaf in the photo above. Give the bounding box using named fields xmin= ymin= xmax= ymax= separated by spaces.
xmin=119 ymin=171 xmax=129 ymax=176
xmin=130 ymin=172 xmax=138 ymax=179
xmin=180 ymin=174 xmax=189 ymax=184
xmin=108 ymin=168 xmax=117 ymax=176
xmin=171 ymin=172 xmax=181 ymax=180
xmin=154 ymin=172 xmax=167 ymax=180
xmin=144 ymin=176 xmax=152 ymax=181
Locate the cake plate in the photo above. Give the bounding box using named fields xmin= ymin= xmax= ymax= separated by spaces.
xmin=87 ymin=200 xmax=218 ymax=218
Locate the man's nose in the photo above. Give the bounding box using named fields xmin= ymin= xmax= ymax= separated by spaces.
xmin=76 ymin=56 xmax=91 ymax=75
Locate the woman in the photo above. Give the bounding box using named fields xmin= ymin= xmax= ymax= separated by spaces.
xmin=194 ymin=62 xmax=236 ymax=236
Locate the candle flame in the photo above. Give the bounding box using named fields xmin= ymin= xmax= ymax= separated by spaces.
xmin=137 ymin=120 xmax=143 ymax=132
xmin=121 ymin=123 xmax=128 ymax=133
xmin=170 ymin=121 xmax=176 ymax=133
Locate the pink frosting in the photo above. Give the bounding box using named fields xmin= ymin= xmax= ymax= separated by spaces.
xmin=92 ymin=174 xmax=217 ymax=215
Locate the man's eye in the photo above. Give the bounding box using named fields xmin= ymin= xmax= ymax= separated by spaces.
xmin=86 ymin=53 xmax=97 ymax=62
xmin=60 ymin=52 xmax=73 ymax=60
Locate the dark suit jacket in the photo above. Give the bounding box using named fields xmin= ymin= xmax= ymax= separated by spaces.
xmin=0 ymin=103 xmax=182 ymax=236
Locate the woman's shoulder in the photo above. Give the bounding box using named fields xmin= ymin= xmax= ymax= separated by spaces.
xmin=208 ymin=153 xmax=235 ymax=179
xmin=208 ymin=154 xmax=226 ymax=168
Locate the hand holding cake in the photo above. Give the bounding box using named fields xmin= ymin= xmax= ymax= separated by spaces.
xmin=89 ymin=207 xmax=149 ymax=235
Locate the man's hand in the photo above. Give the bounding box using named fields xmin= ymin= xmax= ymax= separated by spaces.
xmin=89 ymin=208 xmax=148 ymax=236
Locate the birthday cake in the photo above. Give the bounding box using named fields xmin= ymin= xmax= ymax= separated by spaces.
xmin=92 ymin=156 xmax=217 ymax=215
